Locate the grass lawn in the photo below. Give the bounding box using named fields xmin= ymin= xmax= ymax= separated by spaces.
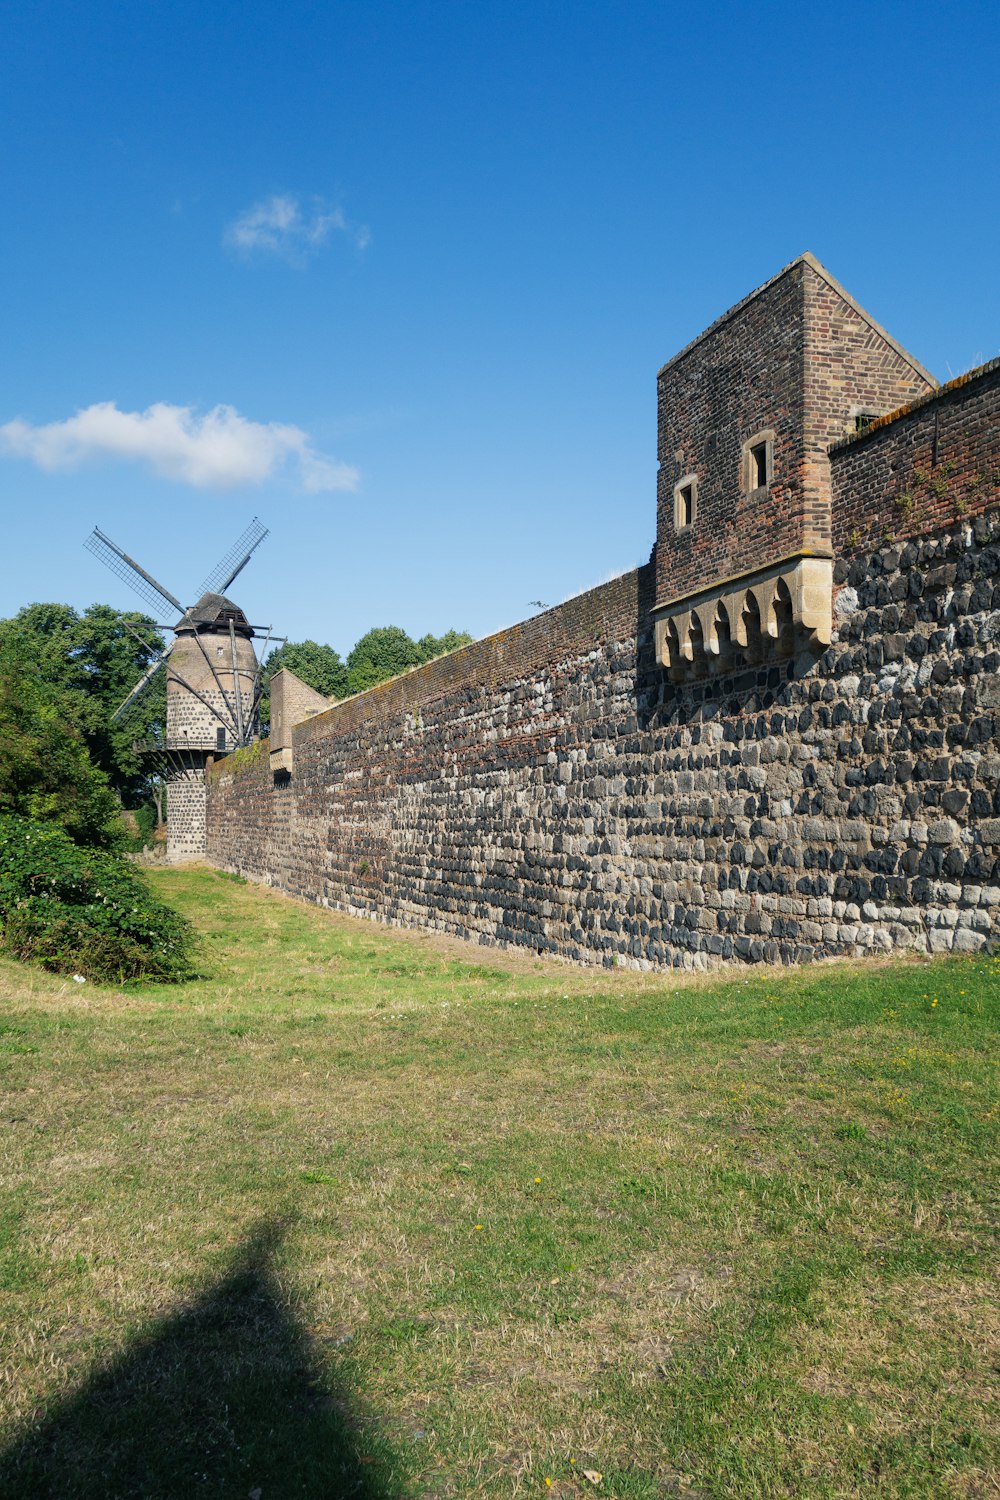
xmin=0 ymin=866 xmax=997 ymax=1498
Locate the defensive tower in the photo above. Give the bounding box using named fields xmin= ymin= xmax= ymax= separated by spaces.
xmin=652 ymin=253 xmax=937 ymax=679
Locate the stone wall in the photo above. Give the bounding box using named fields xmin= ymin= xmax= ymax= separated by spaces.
xmin=167 ymin=769 xmax=208 ymax=863
xmin=207 ymin=497 xmax=1000 ymax=968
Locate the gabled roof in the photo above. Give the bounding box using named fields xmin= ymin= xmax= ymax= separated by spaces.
xmin=658 ymin=252 xmax=937 ymax=389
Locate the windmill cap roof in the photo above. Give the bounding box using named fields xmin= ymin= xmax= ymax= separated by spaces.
xmin=177 ymin=592 xmax=253 ymax=635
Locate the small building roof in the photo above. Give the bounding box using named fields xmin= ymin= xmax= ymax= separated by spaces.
xmin=176 ymin=592 xmax=253 ymax=636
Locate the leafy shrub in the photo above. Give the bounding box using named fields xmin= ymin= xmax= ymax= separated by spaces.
xmin=0 ymin=815 xmax=194 ymax=984
xmin=121 ymin=803 xmax=160 ymax=853
xmin=134 ymin=804 xmax=157 ymax=845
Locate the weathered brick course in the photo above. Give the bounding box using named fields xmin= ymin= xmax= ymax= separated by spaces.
xmin=831 ymin=359 xmax=1000 ymax=552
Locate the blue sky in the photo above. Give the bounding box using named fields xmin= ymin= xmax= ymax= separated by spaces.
xmin=2 ymin=0 xmax=998 ymax=655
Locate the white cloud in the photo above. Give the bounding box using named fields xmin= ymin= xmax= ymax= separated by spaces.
xmin=225 ymin=193 xmax=370 ymax=263
xmin=0 ymin=401 xmax=359 ymax=493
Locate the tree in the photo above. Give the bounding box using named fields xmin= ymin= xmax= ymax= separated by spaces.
xmin=346 ymin=626 xmax=423 ymax=695
xmin=260 ymin=625 xmax=476 ymax=710
xmin=72 ymin=604 xmax=166 ymax=803
xmin=263 ymin=640 xmax=349 ymax=699
xmin=0 ymin=637 xmax=122 ymax=848
xmin=415 ymin=629 xmax=473 ymax=663
xmin=258 ymin=640 xmax=349 ymax=727
xmin=0 ymin=602 xmax=164 ymax=805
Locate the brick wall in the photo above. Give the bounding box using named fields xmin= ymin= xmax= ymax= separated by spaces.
xmin=802 ymin=266 xmax=933 ymax=541
xmin=656 ymin=262 xmax=807 ymax=607
xmin=269 ymin=668 xmax=330 ymax=755
xmin=202 ymin=278 xmax=999 ymax=971
xmin=831 ymin=360 xmax=1000 ymax=553
xmin=655 ymin=256 xmax=934 ymax=610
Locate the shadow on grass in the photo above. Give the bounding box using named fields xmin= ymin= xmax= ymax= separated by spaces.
xmin=0 ymin=1220 xmax=399 ymax=1499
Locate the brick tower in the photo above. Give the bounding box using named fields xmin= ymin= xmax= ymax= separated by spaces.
xmin=652 ymin=253 xmax=936 ymax=679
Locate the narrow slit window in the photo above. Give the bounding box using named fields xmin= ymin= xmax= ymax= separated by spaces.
xmin=216 ymin=726 xmax=226 ymax=751
xmin=673 ymin=474 xmax=698 ymax=529
xmin=750 ymin=442 xmax=768 ymax=489
xmin=742 ymin=431 xmax=774 ymax=494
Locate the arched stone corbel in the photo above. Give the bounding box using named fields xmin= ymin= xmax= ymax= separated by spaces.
xmin=725 ymin=588 xmax=749 ymax=647
xmin=659 ymin=618 xmax=676 ymax=669
xmin=750 ymin=578 xmax=781 ymax=640
xmin=694 ymin=600 xmax=720 ymax=656
xmin=677 ymin=613 xmax=695 ymax=663
xmin=652 ymin=552 xmax=833 ymax=678
xmin=787 ymin=557 xmax=834 ymax=645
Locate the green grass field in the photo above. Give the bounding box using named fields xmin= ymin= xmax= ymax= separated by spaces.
xmin=0 ymin=866 xmax=997 ymax=1498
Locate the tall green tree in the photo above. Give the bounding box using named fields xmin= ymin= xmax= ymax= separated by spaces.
xmin=0 ymin=602 xmax=164 ymax=804
xmin=261 ymin=626 xmax=474 ymax=716
xmin=258 ymin=639 xmax=349 ymax=727
xmin=263 ymin=640 xmax=349 ymax=699
xmin=345 ymin=625 xmax=472 ymax=693
xmin=416 ymin=629 xmax=474 ymax=661
xmin=346 ymin=626 xmax=423 ymax=694
xmin=0 ymin=636 xmax=122 ymax=848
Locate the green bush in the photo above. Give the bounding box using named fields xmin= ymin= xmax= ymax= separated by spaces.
xmin=0 ymin=815 xmax=194 ymax=984
xmin=134 ymin=804 xmax=157 ymax=845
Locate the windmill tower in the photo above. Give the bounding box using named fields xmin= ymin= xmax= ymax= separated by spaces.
xmin=84 ymin=518 xmax=277 ymax=861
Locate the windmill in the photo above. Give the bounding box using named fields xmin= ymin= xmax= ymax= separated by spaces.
xmin=84 ymin=517 xmax=281 ymax=860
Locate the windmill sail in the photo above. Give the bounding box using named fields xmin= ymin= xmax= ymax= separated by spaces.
xmin=110 ymin=644 xmax=173 ymax=723
xmin=84 ymin=528 xmax=185 ymax=616
xmin=199 ymin=516 xmax=269 ymax=598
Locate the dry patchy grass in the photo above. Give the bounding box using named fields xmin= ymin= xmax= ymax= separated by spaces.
xmin=0 ymin=866 xmax=997 ymax=1497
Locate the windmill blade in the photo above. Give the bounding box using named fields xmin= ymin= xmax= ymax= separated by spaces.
xmin=199 ymin=516 xmax=269 ymax=597
xmin=85 ymin=528 xmax=185 ymax=616
xmin=111 ymin=646 xmax=172 ymax=724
